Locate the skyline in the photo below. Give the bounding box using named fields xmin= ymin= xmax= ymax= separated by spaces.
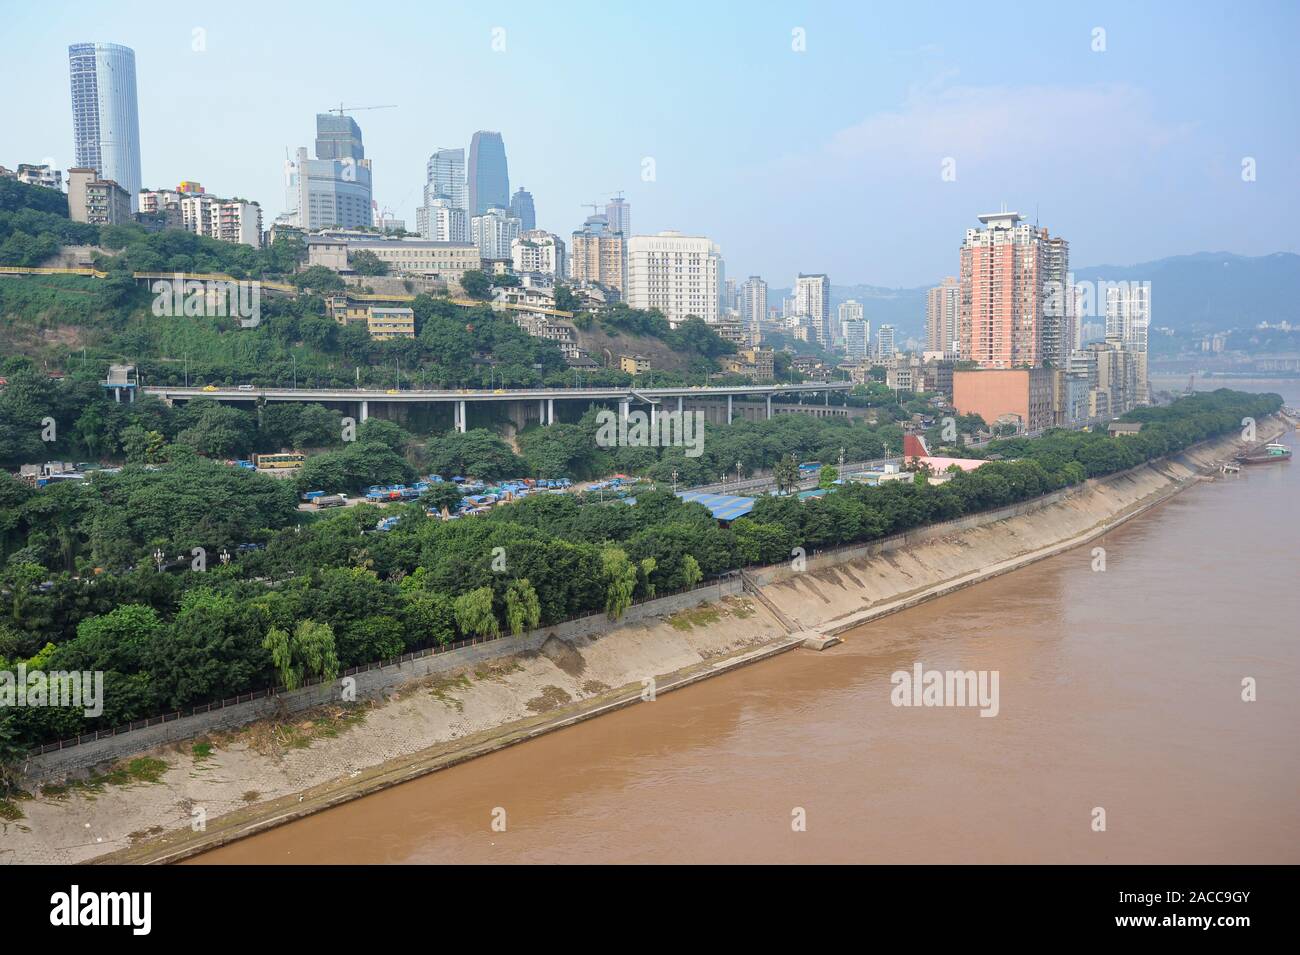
xmin=1 ymin=1 xmax=1296 ymax=286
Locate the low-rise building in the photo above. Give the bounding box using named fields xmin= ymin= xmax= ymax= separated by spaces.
xmin=17 ymin=163 xmax=63 ymax=191
xmin=952 ymin=367 xmax=1055 ymax=434
xmin=366 ymin=307 xmax=416 ymax=340
xmin=619 ymin=354 xmax=650 ymax=375
xmin=137 ymin=184 xmax=262 ymax=246
xmin=67 ymin=167 xmax=131 ymax=225
xmin=791 ymin=355 xmax=833 ymax=381
xmin=306 ymin=232 xmax=481 ymax=283
xmin=722 ymin=348 xmax=775 ymax=380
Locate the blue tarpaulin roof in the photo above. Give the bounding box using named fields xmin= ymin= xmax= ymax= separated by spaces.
xmin=676 ymin=491 xmax=755 ymax=521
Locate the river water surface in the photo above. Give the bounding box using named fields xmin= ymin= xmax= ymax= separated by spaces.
xmin=197 ymin=384 xmax=1300 ymax=864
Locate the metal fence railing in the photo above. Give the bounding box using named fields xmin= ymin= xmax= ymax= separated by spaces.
xmin=30 ymin=580 xmax=731 ymax=756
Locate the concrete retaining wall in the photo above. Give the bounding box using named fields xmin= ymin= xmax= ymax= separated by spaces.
xmin=25 ymin=580 xmax=740 ymax=780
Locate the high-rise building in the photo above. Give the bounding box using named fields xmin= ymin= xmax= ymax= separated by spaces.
xmin=467 ymin=131 xmax=509 ymax=216
xmin=926 ymin=277 xmax=961 ymax=356
xmin=1040 ymin=235 xmax=1072 ymax=366
xmin=625 ymin=231 xmax=722 ymax=325
xmin=959 ymin=211 xmax=1059 ymax=369
xmin=876 ymin=324 xmax=896 ymax=358
xmin=416 ymin=147 xmax=466 ymax=236
xmin=68 ymin=43 xmax=142 ymax=212
xmin=570 ymin=214 xmax=626 ymax=293
xmin=280 ymin=115 xmax=374 ymax=230
xmin=1075 ymin=340 xmax=1137 ymax=417
xmin=509 ymin=188 xmax=536 ymax=231
xmin=605 ymin=194 xmax=630 ymax=235
xmin=314 ymin=114 xmax=364 ymax=161
xmin=470 ymin=207 xmax=521 ymax=261
xmin=512 ymin=230 xmax=566 ymax=276
xmin=838 ymin=299 xmax=864 ymax=342
xmin=794 ymin=274 xmax=831 ymax=345
xmin=1105 ymin=282 xmax=1151 ymax=404
xmin=741 ymin=276 xmax=768 ymax=336
xmin=286 ymin=145 xmax=373 ymax=230
xmin=843 ymin=319 xmax=869 ymax=359
xmin=420 ymin=196 xmax=468 ymax=243
xmin=427 ymin=148 xmax=466 ymax=209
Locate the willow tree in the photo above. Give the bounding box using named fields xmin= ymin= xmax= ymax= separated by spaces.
xmin=454 ymin=586 xmax=500 ymax=639
xmin=638 ymin=557 xmax=658 ymax=600
xmin=601 ymin=546 xmax=638 ymax=620
xmin=682 ymin=554 xmax=703 ymax=588
xmin=505 ymin=578 xmax=542 ymax=636
xmin=263 ymin=619 xmax=339 ymax=691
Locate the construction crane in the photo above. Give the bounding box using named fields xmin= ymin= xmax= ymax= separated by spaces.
xmin=326 ymin=103 xmax=397 ymax=116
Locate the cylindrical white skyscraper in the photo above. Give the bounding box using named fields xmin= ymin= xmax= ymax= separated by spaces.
xmin=69 ymin=42 xmax=142 ymax=211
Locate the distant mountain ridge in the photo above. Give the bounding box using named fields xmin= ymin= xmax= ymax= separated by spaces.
xmin=767 ymin=252 xmax=1300 ymax=343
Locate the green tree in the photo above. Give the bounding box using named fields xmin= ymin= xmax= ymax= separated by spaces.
xmin=454 ymin=587 xmax=499 ymax=639
xmin=349 ymin=249 xmax=389 ymax=276
xmin=0 ymin=715 xmax=28 ymax=794
xmin=601 ymin=546 xmax=638 ymax=620
xmin=819 ymin=465 xmax=840 ymax=489
xmin=454 ymin=586 xmax=500 ymax=639
xmin=504 ymin=578 xmax=541 ymax=636
xmin=426 ymin=429 xmax=522 ymax=481
xmin=774 ymin=453 xmax=801 ymax=493
xmin=460 ymin=270 xmax=492 ymax=300
xmin=262 ymin=619 xmax=340 ymax=690
xmin=420 ymin=483 xmax=464 ymax=515
xmin=121 ymin=424 xmax=166 ymax=464
xmin=682 ymin=554 xmax=703 ymax=588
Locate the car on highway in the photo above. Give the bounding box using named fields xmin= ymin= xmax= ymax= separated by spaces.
xmin=237 ymin=384 xmax=255 ymax=391
xmin=202 ymin=385 xmax=218 ymax=392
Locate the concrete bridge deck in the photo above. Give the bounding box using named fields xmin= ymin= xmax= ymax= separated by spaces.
xmin=142 ymin=382 xmax=854 ymax=431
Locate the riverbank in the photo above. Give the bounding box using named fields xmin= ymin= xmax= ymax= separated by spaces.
xmin=3 ymin=415 xmax=1289 ymax=864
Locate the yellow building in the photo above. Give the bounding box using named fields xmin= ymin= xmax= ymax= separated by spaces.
xmin=723 ymin=348 xmax=775 ymax=380
xmin=366 ymin=307 xmax=416 ymax=340
xmin=619 ymin=354 xmax=650 ymax=375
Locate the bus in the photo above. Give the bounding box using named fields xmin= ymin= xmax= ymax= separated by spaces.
xmin=253 ymin=452 xmax=306 ymax=470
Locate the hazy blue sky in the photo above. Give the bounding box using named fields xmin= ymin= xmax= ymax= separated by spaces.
xmin=3 ymin=0 xmax=1296 ymax=287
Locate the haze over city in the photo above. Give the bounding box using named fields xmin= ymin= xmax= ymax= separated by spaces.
xmin=3 ymin=0 xmax=1297 ymax=286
